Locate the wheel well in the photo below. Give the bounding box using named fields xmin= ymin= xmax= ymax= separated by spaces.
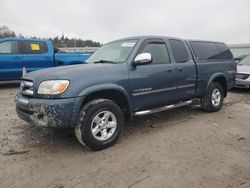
xmin=83 ymin=90 xmax=130 ymax=117
xmin=214 ymin=76 xmax=227 ymax=97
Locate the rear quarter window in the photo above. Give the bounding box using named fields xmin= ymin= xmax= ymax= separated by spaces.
xmin=169 ymin=39 xmax=189 ymax=63
xmin=22 ymin=41 xmax=48 ymax=54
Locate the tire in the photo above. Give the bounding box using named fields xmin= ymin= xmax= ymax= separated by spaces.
xmin=74 ymin=99 xmax=124 ymax=150
xmin=201 ymin=82 xmax=224 ymax=112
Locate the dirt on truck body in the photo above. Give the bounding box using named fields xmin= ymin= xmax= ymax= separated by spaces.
xmin=1 ymin=84 xmax=250 ymax=188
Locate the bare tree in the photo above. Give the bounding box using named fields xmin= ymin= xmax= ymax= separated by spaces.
xmin=0 ymin=25 xmax=16 ymax=38
xmin=0 ymin=25 xmax=101 ymax=47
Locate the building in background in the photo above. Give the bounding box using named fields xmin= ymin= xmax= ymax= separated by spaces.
xmin=228 ymin=44 xmax=250 ymax=58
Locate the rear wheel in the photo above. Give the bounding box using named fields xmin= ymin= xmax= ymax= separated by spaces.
xmin=75 ymin=99 xmax=124 ymax=150
xmin=201 ymin=82 xmax=224 ymax=112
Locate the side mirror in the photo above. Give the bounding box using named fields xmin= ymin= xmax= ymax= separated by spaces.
xmin=134 ymin=53 xmax=152 ymax=65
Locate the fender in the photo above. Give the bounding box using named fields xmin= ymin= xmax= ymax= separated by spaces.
xmin=205 ymin=72 xmax=228 ymax=94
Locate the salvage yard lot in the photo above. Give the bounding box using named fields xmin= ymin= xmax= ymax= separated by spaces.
xmin=0 ymin=85 xmax=249 ymax=188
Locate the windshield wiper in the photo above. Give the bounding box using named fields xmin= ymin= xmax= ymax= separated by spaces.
xmin=93 ymin=60 xmax=117 ymax=64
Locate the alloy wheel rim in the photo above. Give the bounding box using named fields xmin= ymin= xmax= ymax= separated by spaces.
xmin=211 ymin=88 xmax=221 ymax=107
xmin=91 ymin=111 xmax=117 ymax=141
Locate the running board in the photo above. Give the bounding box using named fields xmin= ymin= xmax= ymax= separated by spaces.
xmin=134 ymin=100 xmax=193 ymax=116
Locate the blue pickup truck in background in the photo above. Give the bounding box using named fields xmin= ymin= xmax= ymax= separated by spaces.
xmin=0 ymin=38 xmax=92 ymax=81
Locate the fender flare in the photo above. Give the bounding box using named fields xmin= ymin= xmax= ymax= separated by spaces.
xmin=78 ymin=83 xmax=132 ymax=112
xmin=205 ymin=72 xmax=228 ymax=96
xmin=70 ymin=84 xmax=132 ymax=127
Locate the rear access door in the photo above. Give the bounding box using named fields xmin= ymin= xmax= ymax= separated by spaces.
xmin=169 ymin=39 xmax=196 ymax=100
xmin=20 ymin=40 xmax=54 ymax=73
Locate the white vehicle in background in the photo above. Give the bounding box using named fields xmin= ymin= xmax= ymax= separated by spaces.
xmin=235 ymin=55 xmax=250 ymax=88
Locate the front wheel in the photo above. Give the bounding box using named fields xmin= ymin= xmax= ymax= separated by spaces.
xmin=75 ymin=99 xmax=124 ymax=150
xmin=201 ymin=82 xmax=224 ymax=112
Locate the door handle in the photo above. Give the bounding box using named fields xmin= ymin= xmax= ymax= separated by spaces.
xmin=44 ymin=56 xmax=52 ymax=60
xmin=178 ymin=68 xmax=184 ymax=72
xmin=167 ymin=69 xmax=174 ymax=73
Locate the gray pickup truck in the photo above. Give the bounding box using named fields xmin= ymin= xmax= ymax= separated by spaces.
xmin=15 ymin=36 xmax=236 ymax=150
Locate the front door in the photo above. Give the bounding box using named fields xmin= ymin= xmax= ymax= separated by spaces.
xmin=129 ymin=39 xmax=177 ymax=111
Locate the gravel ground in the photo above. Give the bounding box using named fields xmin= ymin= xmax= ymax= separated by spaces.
xmin=0 ymin=84 xmax=249 ymax=188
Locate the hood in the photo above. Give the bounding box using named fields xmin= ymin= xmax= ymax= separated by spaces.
xmin=23 ymin=63 xmax=129 ymax=98
xmin=237 ymin=65 xmax=250 ymax=74
xmin=24 ymin=64 xmax=102 ymax=81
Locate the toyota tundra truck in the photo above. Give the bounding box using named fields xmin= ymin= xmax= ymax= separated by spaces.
xmin=0 ymin=38 xmax=92 ymax=81
xmin=15 ymin=36 xmax=236 ymax=150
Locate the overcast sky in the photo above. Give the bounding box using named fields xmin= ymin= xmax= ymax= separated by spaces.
xmin=0 ymin=0 xmax=249 ymax=44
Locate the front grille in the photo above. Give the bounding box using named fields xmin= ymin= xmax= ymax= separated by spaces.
xmin=20 ymin=80 xmax=34 ymax=97
xmin=236 ymin=73 xmax=249 ymax=80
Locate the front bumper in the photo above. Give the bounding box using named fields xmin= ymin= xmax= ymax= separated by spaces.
xmin=15 ymin=92 xmax=79 ymax=128
xmin=235 ymin=79 xmax=250 ymax=88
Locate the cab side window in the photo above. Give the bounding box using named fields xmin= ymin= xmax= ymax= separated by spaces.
xmin=22 ymin=41 xmax=48 ymax=54
xmin=0 ymin=41 xmax=19 ymax=54
xmin=141 ymin=41 xmax=170 ymax=64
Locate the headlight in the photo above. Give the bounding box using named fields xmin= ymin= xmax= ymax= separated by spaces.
xmin=37 ymin=80 xmax=70 ymax=95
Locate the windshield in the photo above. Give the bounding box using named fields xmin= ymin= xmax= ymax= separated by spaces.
xmin=86 ymin=39 xmax=138 ymax=64
xmin=238 ymin=56 xmax=250 ymax=66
